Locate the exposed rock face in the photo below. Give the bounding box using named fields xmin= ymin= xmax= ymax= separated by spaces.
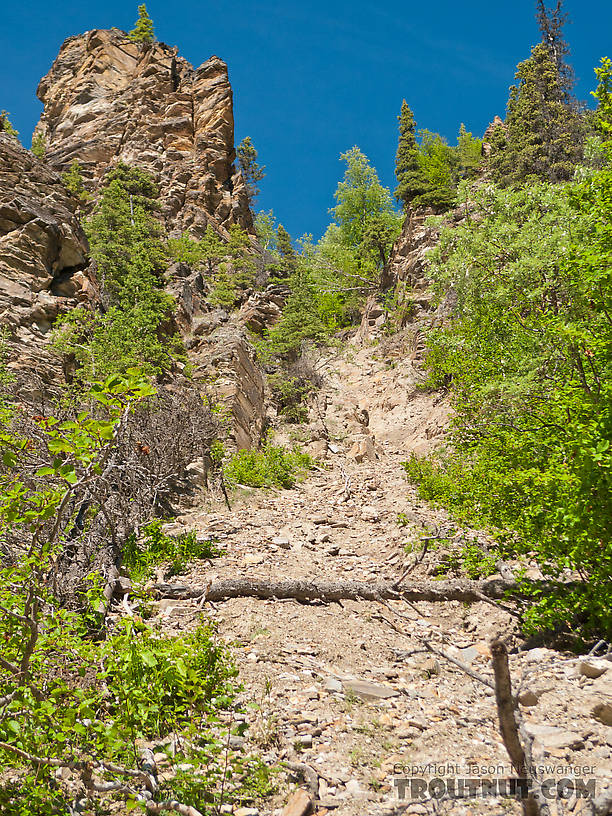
xmin=0 ymin=133 xmax=92 ymax=398
xmin=35 ymin=29 xmax=251 ymax=236
xmin=482 ymin=114 xmax=505 ymax=157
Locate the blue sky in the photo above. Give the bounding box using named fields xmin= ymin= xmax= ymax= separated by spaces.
xmin=2 ymin=1 xmax=611 ymax=239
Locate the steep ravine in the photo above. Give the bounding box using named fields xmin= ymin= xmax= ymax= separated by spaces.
xmin=145 ymin=339 xmax=612 ymax=816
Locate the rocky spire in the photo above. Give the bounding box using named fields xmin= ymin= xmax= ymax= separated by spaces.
xmin=35 ymin=28 xmax=253 ymax=237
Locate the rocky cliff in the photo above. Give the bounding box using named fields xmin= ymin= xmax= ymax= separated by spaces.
xmin=0 ymin=133 xmax=92 ymax=399
xmin=35 ymin=28 xmax=252 ymax=237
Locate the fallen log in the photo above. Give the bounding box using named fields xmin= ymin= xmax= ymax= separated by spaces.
xmin=152 ymin=576 xmax=518 ymax=604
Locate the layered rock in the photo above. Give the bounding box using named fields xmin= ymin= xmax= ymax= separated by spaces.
xmin=0 ymin=133 xmax=92 ymax=398
xmin=35 ymin=28 xmax=251 ymax=236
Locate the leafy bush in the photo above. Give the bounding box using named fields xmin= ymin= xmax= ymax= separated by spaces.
xmin=0 ymin=370 xmax=260 ymax=814
xmin=124 ymin=519 xmax=224 ymax=582
xmin=30 ymin=132 xmax=45 ymax=159
xmin=0 ymin=110 xmax=18 ymax=138
xmin=406 ymin=172 xmax=612 ymax=642
xmin=225 ymin=443 xmax=312 ymax=489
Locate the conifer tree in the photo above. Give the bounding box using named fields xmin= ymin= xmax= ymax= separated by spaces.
xmin=457 ymin=123 xmax=482 ymax=178
xmin=488 ymin=43 xmax=584 ymax=185
xmin=129 ymin=4 xmax=155 ymax=44
xmin=394 ymin=102 xmax=457 ymax=212
xmin=237 ymin=137 xmax=265 ymax=206
xmin=394 ymin=100 xmax=427 ymax=208
xmin=275 ymin=224 xmax=297 ymax=278
xmin=535 ymin=0 xmax=574 ymax=100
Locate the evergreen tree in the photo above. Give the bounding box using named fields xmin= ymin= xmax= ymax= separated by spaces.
xmin=128 ymin=4 xmax=155 ymax=44
xmin=55 ymin=163 xmax=178 ymax=380
xmin=394 ymin=102 xmax=458 ymax=212
xmin=457 ymin=123 xmax=482 ymax=178
xmin=394 ymin=100 xmax=428 ymax=208
xmin=275 ymin=224 xmax=297 ymax=278
xmin=237 ymin=137 xmax=265 ymax=206
xmin=488 ymin=43 xmax=584 ymax=185
xmin=535 ymin=0 xmax=574 ymax=99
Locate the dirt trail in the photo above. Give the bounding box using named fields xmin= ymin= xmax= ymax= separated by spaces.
xmin=156 ymin=340 xmax=611 ymax=816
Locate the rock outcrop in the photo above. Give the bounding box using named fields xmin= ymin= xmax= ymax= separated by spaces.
xmin=35 ymin=28 xmax=251 ymax=236
xmin=0 ymin=133 xmax=92 ymax=398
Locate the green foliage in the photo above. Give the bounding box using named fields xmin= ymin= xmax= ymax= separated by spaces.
xmin=592 ymin=57 xmax=612 ymax=140
xmin=167 ymin=225 xmax=255 ymax=308
xmin=54 ymin=163 xmax=181 ymax=381
xmin=237 ymin=136 xmax=265 ymax=205
xmin=488 ymin=43 xmax=585 ymax=185
xmin=332 ymin=146 xmax=399 ymax=251
xmin=123 ymin=519 xmax=224 ymax=582
xmin=394 ymin=100 xmax=422 ymax=207
xmin=407 ymin=175 xmax=612 ymax=641
xmin=274 ymin=223 xmax=298 ymax=278
xmin=254 ymin=210 xmax=277 ymax=251
xmin=30 ymin=132 xmax=45 ymax=159
xmin=457 ymin=123 xmax=482 ymax=178
xmin=61 ymin=160 xmax=92 ymax=202
xmin=268 ymin=372 xmax=313 ymax=423
xmin=225 ymin=443 xmax=312 ymax=489
xmin=0 ymin=111 xmax=18 ymax=138
xmin=395 ymin=102 xmax=480 ymax=212
xmin=128 ymin=3 xmax=154 ymax=43
xmin=0 ymin=371 xmax=264 ymax=813
xmin=263 ymin=264 xmax=330 ymax=357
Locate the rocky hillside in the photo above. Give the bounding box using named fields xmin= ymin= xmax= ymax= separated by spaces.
xmin=35 ymin=28 xmax=252 ymax=236
xmin=0 ymin=133 xmax=92 ymax=398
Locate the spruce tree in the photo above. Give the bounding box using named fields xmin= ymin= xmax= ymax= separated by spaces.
xmin=535 ymin=0 xmax=574 ymax=100
xmin=237 ymin=137 xmax=265 ymax=206
xmin=275 ymin=224 xmax=297 ymax=278
xmin=394 ymin=102 xmax=457 ymax=212
xmin=489 ymin=43 xmax=584 ymax=185
xmin=129 ymin=4 xmax=155 ymax=44
xmin=394 ymin=100 xmax=428 ymax=208
xmin=457 ymin=123 xmax=482 ymax=178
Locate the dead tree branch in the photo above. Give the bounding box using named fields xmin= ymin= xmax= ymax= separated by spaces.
xmin=152 ymin=576 xmax=518 ymax=605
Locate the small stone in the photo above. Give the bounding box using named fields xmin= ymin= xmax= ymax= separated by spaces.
xmin=244 ymin=553 xmax=265 ymax=566
xmin=272 ymin=536 xmax=291 ymax=549
xmin=526 ymin=724 xmax=584 ymax=750
xmin=281 ymin=788 xmax=312 ymax=816
xmin=341 ymin=678 xmax=399 ymax=701
xmin=592 ymin=702 xmax=612 ymax=726
xmin=234 ymin=809 xmax=259 ymax=816
xmin=360 ymin=505 xmax=380 ymax=522
xmin=325 ymin=545 xmax=340 ymax=556
xmin=518 ymin=690 xmax=540 ymax=707
xmin=323 ymin=677 xmax=343 ymax=693
xmin=295 ymin=734 xmax=313 ymax=748
xmin=345 ymin=779 xmax=364 ymax=797
xmin=579 ymin=659 xmax=610 ymax=679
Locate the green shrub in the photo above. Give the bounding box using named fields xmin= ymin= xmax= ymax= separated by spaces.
xmin=405 ymin=172 xmax=612 ymax=643
xmin=225 ymin=443 xmax=312 ymax=489
xmin=123 ymin=519 xmax=224 ymax=582
xmin=0 ymin=371 xmax=262 ymax=813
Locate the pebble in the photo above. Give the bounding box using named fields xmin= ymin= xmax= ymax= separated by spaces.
xmin=345 ymin=779 xmax=365 ymax=797
xmin=579 ymin=659 xmax=610 ymax=679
